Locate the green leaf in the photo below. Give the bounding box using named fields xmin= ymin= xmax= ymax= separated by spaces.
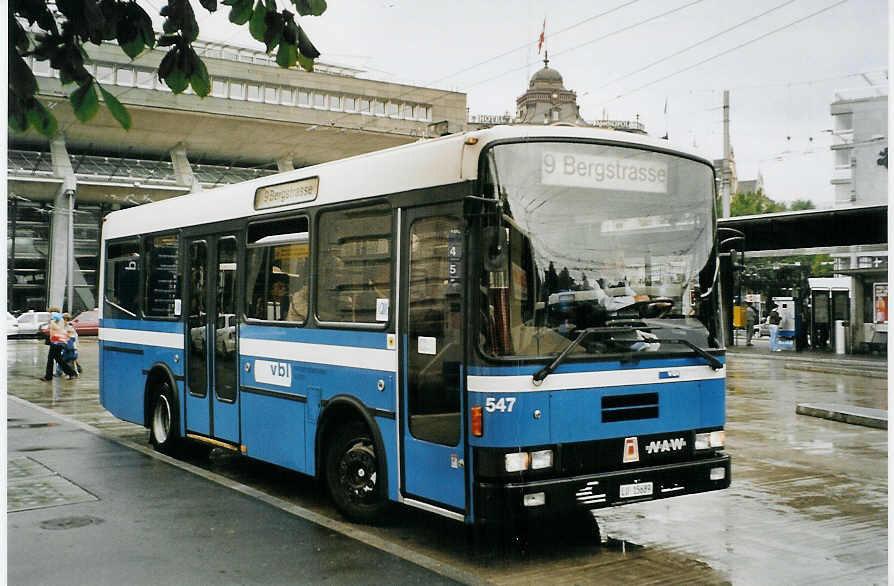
xmin=117 ymin=18 xmax=145 ymax=59
xmin=228 ymin=0 xmax=252 ymax=24
xmin=249 ymin=0 xmax=267 ymax=42
xmin=98 ymin=84 xmax=132 ymax=130
xmin=308 ymin=0 xmax=326 ymax=16
xmin=162 ymin=48 xmax=189 ymax=93
xmin=9 ymin=93 xmax=29 ymax=133
xmin=11 ymin=53 xmax=39 ymax=97
xmin=70 ymin=82 xmax=99 ymax=122
xmin=263 ymin=10 xmax=282 ymax=53
xmin=199 ymin=0 xmax=217 ymax=11
xmin=297 ymin=52 xmax=314 ymax=72
xmin=291 ymin=0 xmax=311 ymax=15
xmin=179 ymin=0 xmax=199 ymax=42
xmin=187 ymin=50 xmax=211 ymax=97
xmin=25 ymin=97 xmax=58 ymax=137
xmin=276 ymin=40 xmax=297 ymax=68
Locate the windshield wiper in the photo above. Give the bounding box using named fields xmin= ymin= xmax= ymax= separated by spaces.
xmin=532 ymin=326 xmax=640 ymax=385
xmin=645 ymin=338 xmax=723 ymax=370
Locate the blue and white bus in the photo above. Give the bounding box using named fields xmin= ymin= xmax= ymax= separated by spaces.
xmin=99 ymin=125 xmax=730 ymax=531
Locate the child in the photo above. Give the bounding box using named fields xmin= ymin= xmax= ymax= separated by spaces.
xmin=62 ymin=313 xmax=81 ymax=376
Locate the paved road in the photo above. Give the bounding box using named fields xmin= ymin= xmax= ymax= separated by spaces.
xmin=5 ymin=338 xmax=888 ymax=584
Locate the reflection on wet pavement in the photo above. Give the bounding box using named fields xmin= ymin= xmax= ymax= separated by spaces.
xmin=7 ymin=339 xmax=887 ymax=584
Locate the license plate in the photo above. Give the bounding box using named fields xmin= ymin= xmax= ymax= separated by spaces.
xmin=619 ymin=481 xmax=653 ymax=498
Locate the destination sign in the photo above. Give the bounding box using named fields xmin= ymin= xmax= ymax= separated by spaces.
xmin=541 ymin=151 xmax=668 ymax=194
xmin=254 ymin=177 xmax=319 ymax=210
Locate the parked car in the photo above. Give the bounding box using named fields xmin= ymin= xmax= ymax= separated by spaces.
xmin=70 ymin=309 xmax=99 ymax=335
xmin=6 ymin=312 xmax=20 ymax=337
xmin=38 ymin=309 xmax=100 ymax=338
xmin=14 ymin=311 xmax=51 ymax=338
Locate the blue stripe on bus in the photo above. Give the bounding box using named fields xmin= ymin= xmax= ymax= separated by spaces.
xmin=467 ymin=355 xmax=725 ymax=376
xmin=239 ymin=325 xmax=389 ymax=349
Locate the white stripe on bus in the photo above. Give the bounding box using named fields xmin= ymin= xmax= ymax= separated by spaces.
xmin=239 ymin=338 xmax=398 ymax=372
xmin=99 ymin=327 xmax=184 ymax=349
xmin=467 ymin=364 xmax=725 ymax=393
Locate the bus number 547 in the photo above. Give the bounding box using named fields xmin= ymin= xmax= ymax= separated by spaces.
xmin=485 ymin=397 xmax=516 ymax=413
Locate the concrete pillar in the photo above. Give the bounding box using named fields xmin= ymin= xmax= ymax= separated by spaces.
xmin=48 ymin=135 xmax=76 ymax=310
xmin=171 ymin=143 xmax=200 ymax=192
xmin=276 ymin=157 xmax=295 ymax=173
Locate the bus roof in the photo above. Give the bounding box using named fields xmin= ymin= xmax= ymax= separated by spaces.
xmin=102 ymin=125 xmax=713 ymax=241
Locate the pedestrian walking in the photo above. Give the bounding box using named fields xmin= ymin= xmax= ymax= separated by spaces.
xmin=41 ymin=312 xmax=76 ymax=381
xmin=745 ymin=303 xmax=757 ymax=346
xmin=768 ymin=307 xmax=782 ymax=352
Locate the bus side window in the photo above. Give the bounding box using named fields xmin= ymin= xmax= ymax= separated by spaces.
xmin=104 ymin=239 xmax=141 ymax=319
xmin=317 ymin=203 xmax=392 ymax=325
xmin=245 ymin=216 xmax=309 ymax=323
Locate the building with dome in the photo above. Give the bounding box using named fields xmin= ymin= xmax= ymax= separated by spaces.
xmin=516 ymin=54 xmax=588 ymax=126
xmin=469 ymin=53 xmax=646 ymax=134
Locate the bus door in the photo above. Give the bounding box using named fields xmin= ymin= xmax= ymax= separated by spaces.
xmin=399 ymin=206 xmax=466 ymax=513
xmin=184 ymin=234 xmax=241 ymax=444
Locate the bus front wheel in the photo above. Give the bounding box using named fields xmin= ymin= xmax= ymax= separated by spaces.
xmin=325 ymin=422 xmax=389 ymax=523
xmin=149 ymin=381 xmax=180 ymax=454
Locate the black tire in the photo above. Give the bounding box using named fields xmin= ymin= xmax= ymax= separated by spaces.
xmin=149 ymin=381 xmax=180 ymax=454
xmin=325 ymin=422 xmax=389 ymax=523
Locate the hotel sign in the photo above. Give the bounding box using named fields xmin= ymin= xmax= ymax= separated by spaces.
xmin=254 ymin=177 xmax=319 ymax=210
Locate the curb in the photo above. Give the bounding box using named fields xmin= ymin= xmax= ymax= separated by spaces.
xmin=795 ymin=402 xmax=888 ymax=430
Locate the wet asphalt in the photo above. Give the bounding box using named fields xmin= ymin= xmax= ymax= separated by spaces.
xmin=4 ymin=336 xmax=889 ymax=585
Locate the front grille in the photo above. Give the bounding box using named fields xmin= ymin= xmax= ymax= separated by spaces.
xmin=601 ymin=392 xmax=658 ymax=422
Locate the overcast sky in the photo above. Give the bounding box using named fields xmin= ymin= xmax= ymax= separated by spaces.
xmin=184 ymin=0 xmax=889 ymax=208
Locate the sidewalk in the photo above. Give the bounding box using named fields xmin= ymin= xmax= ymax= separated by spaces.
xmin=726 ymin=341 xmax=887 ymax=377
xmin=7 ymin=396 xmax=460 ymax=586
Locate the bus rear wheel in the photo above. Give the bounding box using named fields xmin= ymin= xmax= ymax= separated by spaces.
xmin=325 ymin=422 xmax=389 ymax=523
xmin=149 ymin=381 xmax=180 ymax=454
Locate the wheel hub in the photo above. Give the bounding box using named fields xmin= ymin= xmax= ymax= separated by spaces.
xmin=338 ymin=442 xmax=377 ymax=502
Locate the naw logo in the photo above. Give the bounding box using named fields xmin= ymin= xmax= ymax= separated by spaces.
xmin=645 ymin=438 xmax=687 ymax=454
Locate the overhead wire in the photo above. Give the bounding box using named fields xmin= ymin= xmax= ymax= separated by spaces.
xmin=597 ymin=0 xmax=851 ymax=106
xmin=591 ymin=0 xmax=798 ymax=93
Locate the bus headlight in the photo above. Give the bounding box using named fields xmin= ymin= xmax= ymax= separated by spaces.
xmin=505 ymin=452 xmax=530 ymax=472
xmin=695 ymin=430 xmax=725 ymax=450
xmin=530 ymin=449 xmax=554 ymax=470
xmin=504 ymin=449 xmax=554 ymax=472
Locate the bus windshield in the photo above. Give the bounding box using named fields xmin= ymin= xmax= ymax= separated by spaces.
xmin=479 ymin=141 xmax=718 ymax=359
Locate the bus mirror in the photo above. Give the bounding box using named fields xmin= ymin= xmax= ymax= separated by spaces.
xmin=483 ymin=226 xmax=507 ymax=272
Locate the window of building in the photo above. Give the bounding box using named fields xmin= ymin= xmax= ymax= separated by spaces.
xmin=280 ymin=88 xmax=294 ymax=105
xmin=313 ymin=92 xmax=327 ymax=108
xmin=116 ymin=67 xmax=134 ymax=86
xmin=329 ymin=95 xmax=342 ymax=111
xmin=344 ymin=97 xmax=356 ymax=111
xmin=211 ymin=78 xmax=228 ymax=97
xmin=264 ymin=86 xmax=278 ymax=103
xmin=401 ymin=104 xmax=413 ymax=119
xmin=372 ymin=100 xmax=385 ymax=116
xmin=144 ymin=233 xmax=180 ymax=318
xmin=359 ymin=98 xmax=370 ymax=113
xmin=386 ymin=102 xmax=398 ymax=117
xmin=247 ymin=83 xmax=262 ymax=101
xmin=230 ymin=82 xmax=245 ymax=100
xmin=316 ymin=203 xmax=392 ymax=324
xmin=136 ymin=69 xmax=155 ymax=89
xmin=245 ymin=217 xmax=309 ymax=323
xmin=96 ymin=65 xmax=115 ymax=83
xmin=298 ymin=90 xmax=309 ymax=106
xmin=104 ymin=239 xmax=141 ymax=319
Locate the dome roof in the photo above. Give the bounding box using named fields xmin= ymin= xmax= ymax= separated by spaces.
xmin=530 ymin=54 xmax=564 ymax=86
xmin=531 ymin=65 xmax=563 ymax=84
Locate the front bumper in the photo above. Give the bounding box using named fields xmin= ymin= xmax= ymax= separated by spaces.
xmin=476 ymin=454 xmax=730 ymax=525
